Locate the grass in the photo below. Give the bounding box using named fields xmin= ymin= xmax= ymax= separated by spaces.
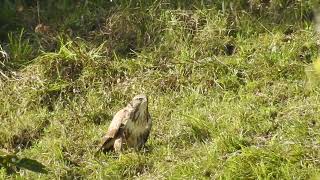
xmin=1 ymin=0 xmax=320 ymax=179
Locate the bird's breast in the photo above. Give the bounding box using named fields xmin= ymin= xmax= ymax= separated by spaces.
xmin=125 ymin=120 xmax=147 ymax=135
xmin=124 ymin=116 xmax=150 ymax=146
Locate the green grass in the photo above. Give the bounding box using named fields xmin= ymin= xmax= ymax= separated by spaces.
xmin=1 ymin=0 xmax=320 ymax=179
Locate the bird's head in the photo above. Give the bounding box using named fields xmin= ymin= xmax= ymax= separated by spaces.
xmin=131 ymin=94 xmax=148 ymax=109
xmin=129 ymin=94 xmax=148 ymax=120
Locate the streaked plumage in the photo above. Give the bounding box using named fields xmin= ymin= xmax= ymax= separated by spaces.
xmin=96 ymin=94 xmax=152 ymax=153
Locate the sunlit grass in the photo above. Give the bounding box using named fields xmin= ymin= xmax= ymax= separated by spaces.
xmin=0 ymin=0 xmax=320 ymax=179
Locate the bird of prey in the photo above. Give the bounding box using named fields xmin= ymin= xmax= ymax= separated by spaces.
xmin=96 ymin=94 xmax=152 ymax=153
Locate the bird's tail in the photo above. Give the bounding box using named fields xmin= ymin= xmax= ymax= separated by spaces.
xmin=94 ymin=137 xmax=113 ymax=157
xmin=94 ymin=146 xmax=103 ymax=157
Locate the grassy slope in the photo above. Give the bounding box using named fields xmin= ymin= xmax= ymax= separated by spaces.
xmin=1 ymin=0 xmax=320 ymax=179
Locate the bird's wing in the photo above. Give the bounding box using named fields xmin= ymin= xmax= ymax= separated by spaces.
xmin=96 ymin=108 xmax=133 ymax=153
xmin=106 ymin=109 xmax=127 ymax=138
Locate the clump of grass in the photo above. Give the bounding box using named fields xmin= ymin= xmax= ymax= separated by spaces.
xmin=1 ymin=0 xmax=320 ymax=179
xmin=181 ymin=114 xmax=215 ymax=142
xmin=7 ymin=29 xmax=33 ymax=68
xmin=99 ymin=4 xmax=167 ymax=57
xmin=220 ymin=144 xmax=319 ymax=179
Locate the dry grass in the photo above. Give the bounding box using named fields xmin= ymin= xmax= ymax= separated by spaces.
xmin=0 ymin=0 xmax=320 ymax=179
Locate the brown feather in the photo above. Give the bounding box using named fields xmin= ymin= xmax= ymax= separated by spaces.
xmin=96 ymin=94 xmax=151 ymax=154
xmin=96 ymin=108 xmax=132 ymax=153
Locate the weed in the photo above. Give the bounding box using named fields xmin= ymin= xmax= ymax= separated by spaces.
xmin=0 ymin=0 xmax=319 ymax=179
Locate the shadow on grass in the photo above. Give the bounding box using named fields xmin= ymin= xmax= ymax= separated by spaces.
xmin=0 ymin=151 xmax=48 ymax=175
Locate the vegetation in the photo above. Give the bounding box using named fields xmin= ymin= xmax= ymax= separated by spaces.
xmin=1 ymin=0 xmax=320 ymax=179
xmin=0 ymin=150 xmax=47 ymax=175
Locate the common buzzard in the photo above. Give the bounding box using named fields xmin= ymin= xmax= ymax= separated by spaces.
xmin=96 ymin=94 xmax=152 ymax=153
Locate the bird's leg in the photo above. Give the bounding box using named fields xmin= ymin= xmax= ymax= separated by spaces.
xmin=136 ymin=141 xmax=145 ymax=151
xmin=114 ymin=137 xmax=123 ymax=153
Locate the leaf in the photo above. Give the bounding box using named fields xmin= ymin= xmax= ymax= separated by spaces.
xmin=16 ymin=158 xmax=48 ymax=174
